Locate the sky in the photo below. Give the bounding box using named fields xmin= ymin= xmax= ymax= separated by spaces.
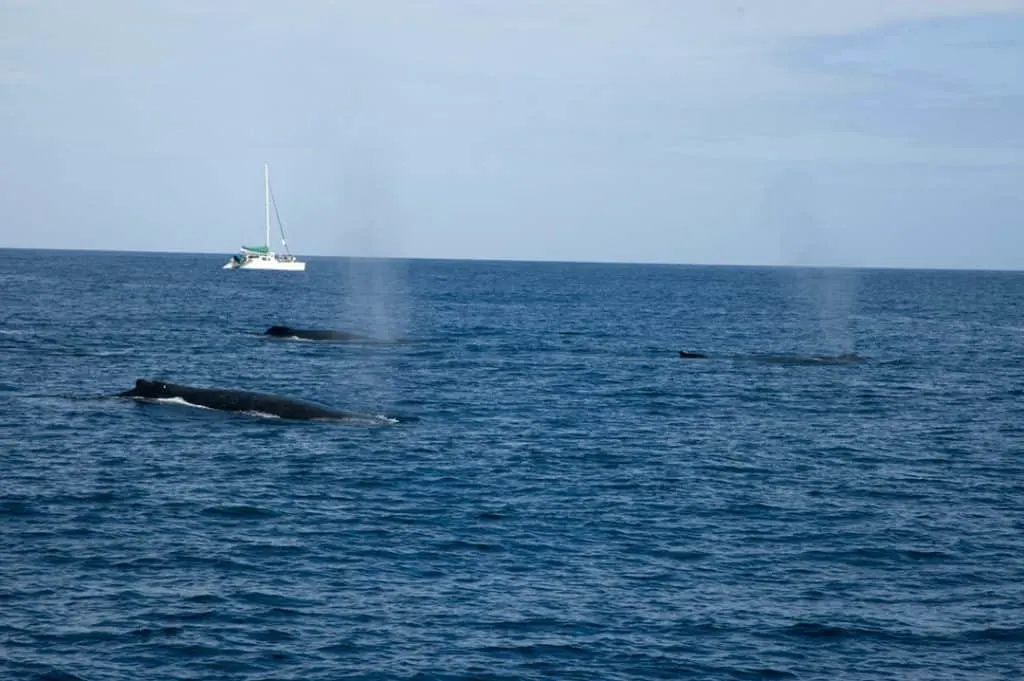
xmin=2 ymin=0 xmax=1023 ymax=269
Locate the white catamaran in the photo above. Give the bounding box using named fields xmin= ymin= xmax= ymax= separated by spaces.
xmin=223 ymin=163 xmax=306 ymax=271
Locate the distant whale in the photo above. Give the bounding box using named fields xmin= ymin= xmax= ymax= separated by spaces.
xmin=754 ymin=353 xmax=865 ymax=366
xmin=677 ymin=350 xmax=865 ymax=365
xmin=265 ymin=325 xmax=370 ymax=341
xmin=119 ymin=379 xmax=387 ymax=422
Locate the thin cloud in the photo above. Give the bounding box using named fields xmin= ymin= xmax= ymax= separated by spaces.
xmin=0 ymin=67 xmax=32 ymax=85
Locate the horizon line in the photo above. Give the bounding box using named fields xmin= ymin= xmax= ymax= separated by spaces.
xmin=0 ymin=245 xmax=1021 ymax=274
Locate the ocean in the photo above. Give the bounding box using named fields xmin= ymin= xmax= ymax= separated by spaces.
xmin=1 ymin=249 xmax=1022 ymax=680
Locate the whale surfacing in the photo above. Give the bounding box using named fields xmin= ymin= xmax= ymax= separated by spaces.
xmin=265 ymin=325 xmax=369 ymax=341
xmin=120 ymin=379 xmax=376 ymax=421
xmin=677 ymin=350 xmax=866 ymax=364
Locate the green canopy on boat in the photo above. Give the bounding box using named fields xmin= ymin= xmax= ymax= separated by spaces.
xmin=241 ymin=245 xmax=270 ymax=254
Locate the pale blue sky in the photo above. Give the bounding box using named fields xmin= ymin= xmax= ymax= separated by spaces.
xmin=2 ymin=0 xmax=1023 ymax=269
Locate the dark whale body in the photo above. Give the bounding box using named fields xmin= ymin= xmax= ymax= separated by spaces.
xmin=265 ymin=325 xmax=369 ymax=341
xmin=677 ymin=350 xmax=865 ymax=365
xmin=119 ymin=379 xmax=363 ymax=421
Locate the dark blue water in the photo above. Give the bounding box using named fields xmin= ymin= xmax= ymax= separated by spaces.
xmin=2 ymin=249 xmax=1023 ymax=680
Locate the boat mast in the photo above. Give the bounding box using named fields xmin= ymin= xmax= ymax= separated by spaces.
xmin=264 ymin=162 xmax=271 ymax=252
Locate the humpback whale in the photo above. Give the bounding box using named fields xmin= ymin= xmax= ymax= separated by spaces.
xmin=677 ymin=350 xmax=865 ymax=365
xmin=265 ymin=325 xmax=370 ymax=341
xmin=119 ymin=379 xmax=378 ymax=421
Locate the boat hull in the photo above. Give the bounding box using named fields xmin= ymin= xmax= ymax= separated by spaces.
xmin=223 ymin=256 xmax=306 ymax=271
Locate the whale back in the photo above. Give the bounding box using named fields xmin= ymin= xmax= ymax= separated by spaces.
xmin=121 ymin=379 xmax=176 ymax=398
xmin=120 ymin=378 xmax=361 ymax=421
xmin=264 ymin=326 xmax=367 ymax=341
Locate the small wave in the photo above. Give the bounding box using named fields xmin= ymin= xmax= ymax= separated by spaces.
xmin=201 ymin=504 xmax=280 ymax=519
xmin=19 ymin=392 xmax=110 ymax=403
xmin=0 ymin=499 xmax=37 ymax=516
xmin=169 ymin=609 xmax=218 ymax=622
xmin=964 ymin=627 xmax=1024 ymax=642
xmin=489 ymin=616 xmax=568 ymax=632
xmin=266 ymin=606 xmax=304 ymax=618
xmin=733 ymin=670 xmax=798 ymax=680
xmin=318 ymin=641 xmax=358 ymax=655
xmin=161 ymin=642 xmax=231 ymax=659
xmin=90 ymin=348 xmax=135 ymax=357
xmin=436 ymin=539 xmax=504 ymax=552
xmin=38 ymin=393 xmax=120 ymax=402
xmin=900 ymin=549 xmax=952 ymax=561
xmin=480 ymin=642 xmax=588 ymax=656
xmin=110 ymin=556 xmax=170 ymax=570
xmin=749 ymin=353 xmax=867 ymax=366
xmin=234 ymin=590 xmax=318 ymax=609
xmin=35 ymin=671 xmax=86 ymax=681
xmin=33 ymin=628 xmax=120 ymax=644
xmin=785 ymin=622 xmax=1024 ymax=646
xmin=604 ymin=385 xmax=676 ymax=399
xmin=323 ymin=413 xmax=402 ymax=426
xmin=263 ymin=330 xmax=417 ymax=345
xmin=782 ymin=622 xmax=919 ymax=644
xmin=797 ymin=546 xmax=955 ymax=568
xmin=661 ymin=549 xmax=712 ymax=563
xmin=377 ymin=408 xmax=422 ymax=423
xmin=63 ymin=490 xmax=123 ymax=504
xmin=784 ymin=622 xmax=852 ymax=639
xmin=248 ymin=628 xmax=295 ymax=642
xmin=131 ymin=626 xmax=184 ymax=638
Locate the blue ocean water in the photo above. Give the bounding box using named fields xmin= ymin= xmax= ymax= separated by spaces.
xmin=1 ymin=249 xmax=1023 ymax=681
